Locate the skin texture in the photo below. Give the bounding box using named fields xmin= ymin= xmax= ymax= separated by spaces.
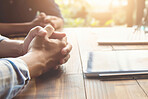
xmin=0 ymin=13 xmax=63 ymax=35
xmin=19 ymin=25 xmax=71 ymax=78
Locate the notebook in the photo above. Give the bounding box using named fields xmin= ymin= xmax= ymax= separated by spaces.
xmin=96 ymin=28 xmax=148 ymax=45
xmin=84 ymin=50 xmax=148 ymax=80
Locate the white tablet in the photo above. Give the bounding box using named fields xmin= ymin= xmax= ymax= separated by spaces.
xmin=84 ymin=51 xmax=148 ymax=80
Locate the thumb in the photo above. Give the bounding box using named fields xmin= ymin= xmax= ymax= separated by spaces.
xmin=23 ymin=26 xmax=47 ymax=53
xmin=44 ymin=25 xmax=55 ymax=37
xmin=24 ymin=26 xmax=46 ymax=45
xmin=29 ymin=26 xmax=47 ymax=38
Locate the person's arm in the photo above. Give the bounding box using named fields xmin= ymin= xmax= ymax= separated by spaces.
xmin=19 ymin=25 xmax=72 ymax=78
xmin=0 ymin=26 xmax=64 ymax=58
xmin=0 ymin=39 xmax=23 ymax=58
xmin=0 ymin=25 xmax=72 ymax=98
xmin=0 ymin=35 xmax=23 ymax=58
xmin=0 ymin=22 xmax=34 ymax=35
xmin=0 ymin=13 xmax=47 ymax=36
xmin=0 ymin=58 xmax=30 ymax=99
xmin=0 ymin=24 xmax=70 ymax=59
xmin=0 ymin=26 xmax=40 ymax=58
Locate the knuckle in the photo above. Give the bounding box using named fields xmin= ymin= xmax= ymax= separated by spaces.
xmin=30 ymin=26 xmax=43 ymax=33
xmin=29 ymin=26 xmax=43 ymax=35
xmin=35 ymin=26 xmax=42 ymax=30
xmin=44 ymin=25 xmax=55 ymax=32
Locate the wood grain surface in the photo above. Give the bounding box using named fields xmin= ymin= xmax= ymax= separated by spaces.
xmin=14 ymin=28 xmax=148 ymax=99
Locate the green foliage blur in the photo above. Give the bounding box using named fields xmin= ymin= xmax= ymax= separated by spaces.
xmin=55 ymin=0 xmax=127 ymax=27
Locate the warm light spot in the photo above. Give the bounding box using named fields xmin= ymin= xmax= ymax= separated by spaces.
xmin=85 ymin=0 xmax=128 ymax=8
xmin=86 ymin=0 xmax=112 ymax=6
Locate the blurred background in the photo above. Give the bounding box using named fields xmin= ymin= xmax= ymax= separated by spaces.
xmin=55 ymin=0 xmax=148 ymax=27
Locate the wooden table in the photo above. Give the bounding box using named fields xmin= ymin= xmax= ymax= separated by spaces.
xmin=14 ymin=27 xmax=148 ymax=99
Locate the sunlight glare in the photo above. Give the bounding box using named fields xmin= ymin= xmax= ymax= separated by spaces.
xmin=85 ymin=0 xmax=127 ymax=7
xmin=85 ymin=0 xmax=112 ymax=6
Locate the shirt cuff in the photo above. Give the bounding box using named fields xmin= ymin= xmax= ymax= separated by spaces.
xmin=0 ymin=35 xmax=9 ymax=42
xmin=2 ymin=58 xmax=30 ymax=98
xmin=5 ymin=58 xmax=31 ymax=84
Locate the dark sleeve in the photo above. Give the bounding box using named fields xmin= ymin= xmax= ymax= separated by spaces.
xmin=35 ymin=0 xmax=63 ymax=19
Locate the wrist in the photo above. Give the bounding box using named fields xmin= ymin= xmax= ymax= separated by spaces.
xmin=17 ymin=41 xmax=24 ymax=56
xmin=19 ymin=51 xmax=46 ymax=78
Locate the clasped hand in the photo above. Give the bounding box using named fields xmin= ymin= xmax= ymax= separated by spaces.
xmin=20 ymin=25 xmax=72 ymax=78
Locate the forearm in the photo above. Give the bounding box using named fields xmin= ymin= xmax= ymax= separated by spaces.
xmin=0 ymin=39 xmax=23 ymax=58
xmin=0 ymin=22 xmax=34 ymax=35
xmin=19 ymin=52 xmax=45 ymax=78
